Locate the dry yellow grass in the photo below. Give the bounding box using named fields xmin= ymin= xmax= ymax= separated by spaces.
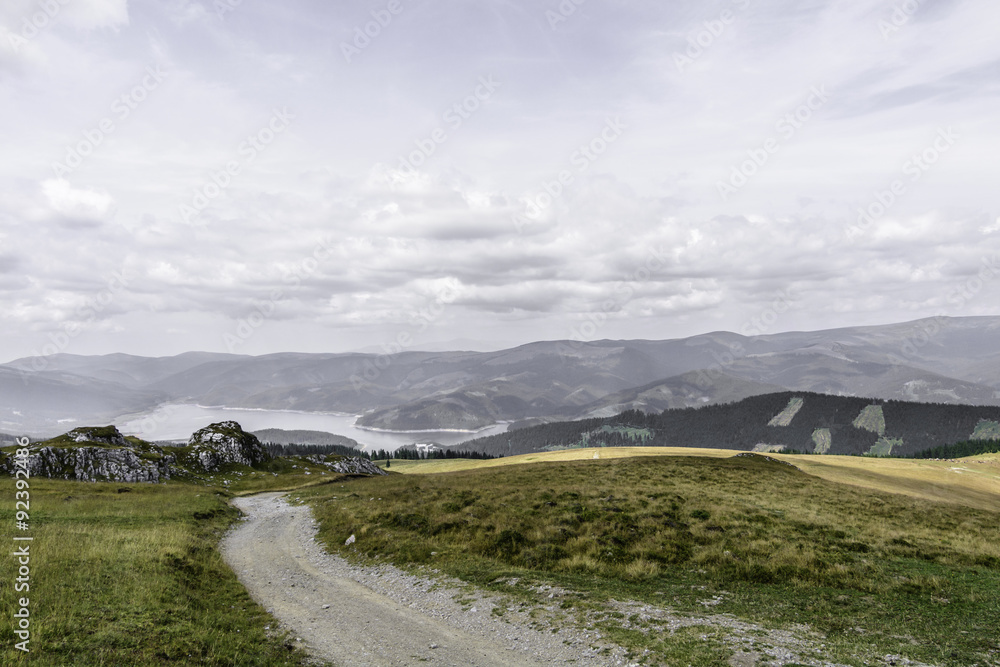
xmin=386 ymin=446 xmax=1000 ymax=512
xmin=773 ymin=453 xmax=1000 ymax=512
xmin=382 ymin=447 xmax=734 ymax=474
xmin=964 ymin=451 xmax=1000 ymax=463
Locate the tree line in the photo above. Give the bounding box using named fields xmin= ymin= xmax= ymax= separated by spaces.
xmin=370 ymin=448 xmax=500 ymax=461
xmin=908 ymin=439 xmax=1000 ymax=460
xmin=264 ymin=442 xmax=370 ymax=459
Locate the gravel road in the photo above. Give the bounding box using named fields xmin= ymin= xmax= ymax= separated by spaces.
xmin=221 ymin=493 xmax=635 ymax=667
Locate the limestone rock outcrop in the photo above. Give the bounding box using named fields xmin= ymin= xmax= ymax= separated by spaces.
xmin=185 ymin=421 xmax=271 ymax=472
xmin=0 ymin=426 xmax=173 ymax=482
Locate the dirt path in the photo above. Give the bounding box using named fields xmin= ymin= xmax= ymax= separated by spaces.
xmin=221 ymin=493 xmax=633 ymax=667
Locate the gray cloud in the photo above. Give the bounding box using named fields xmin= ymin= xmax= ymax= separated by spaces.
xmin=0 ymin=0 xmax=998 ymax=358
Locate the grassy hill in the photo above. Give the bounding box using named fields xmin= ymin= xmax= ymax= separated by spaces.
xmin=379 ymin=446 xmax=1000 ymax=512
xmin=303 ymin=451 xmax=1000 ymax=666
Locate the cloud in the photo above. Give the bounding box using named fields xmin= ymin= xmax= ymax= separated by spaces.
xmin=41 ymin=179 xmax=116 ymax=227
xmin=1 ymin=0 xmax=998 ymax=358
xmin=59 ymin=0 xmax=129 ymax=31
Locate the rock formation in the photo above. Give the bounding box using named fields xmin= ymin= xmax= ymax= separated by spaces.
xmin=0 ymin=421 xmax=387 ymax=483
xmin=185 ymin=421 xmax=271 ymax=472
xmin=0 ymin=426 xmax=174 ymax=482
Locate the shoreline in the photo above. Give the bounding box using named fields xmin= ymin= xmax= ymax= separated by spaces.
xmin=353 ymin=421 xmax=506 ymax=436
xmin=109 ymin=403 xmax=509 ymax=444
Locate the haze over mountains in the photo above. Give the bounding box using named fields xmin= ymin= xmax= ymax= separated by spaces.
xmin=3 ymin=316 xmax=999 ymax=436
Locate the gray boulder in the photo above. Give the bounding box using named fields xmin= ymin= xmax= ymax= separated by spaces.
xmin=186 ymin=421 xmax=271 ymax=472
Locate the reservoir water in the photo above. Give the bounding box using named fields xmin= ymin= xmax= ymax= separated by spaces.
xmin=116 ymin=404 xmax=508 ymax=452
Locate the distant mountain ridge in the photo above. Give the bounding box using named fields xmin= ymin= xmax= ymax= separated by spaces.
xmin=3 ymin=316 xmax=998 ymax=435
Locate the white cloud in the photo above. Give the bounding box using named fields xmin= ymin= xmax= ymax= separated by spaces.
xmin=41 ymin=179 xmax=116 ymax=223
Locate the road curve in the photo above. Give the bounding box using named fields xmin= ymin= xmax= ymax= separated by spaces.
xmin=221 ymin=493 xmax=607 ymax=667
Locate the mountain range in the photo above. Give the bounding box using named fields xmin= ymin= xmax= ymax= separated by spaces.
xmin=3 ymin=316 xmax=998 ymax=436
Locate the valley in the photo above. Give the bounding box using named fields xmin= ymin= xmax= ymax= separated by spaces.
xmin=4 ymin=316 xmax=999 ymax=437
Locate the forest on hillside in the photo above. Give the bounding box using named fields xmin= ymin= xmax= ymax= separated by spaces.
xmin=456 ymin=392 xmax=1000 ymax=458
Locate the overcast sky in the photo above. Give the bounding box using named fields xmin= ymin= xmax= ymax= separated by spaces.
xmin=1 ymin=0 xmax=998 ymax=360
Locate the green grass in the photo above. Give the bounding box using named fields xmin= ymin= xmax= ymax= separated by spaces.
xmin=159 ymin=454 xmax=366 ymax=495
xmin=972 ymin=420 xmax=1000 ymax=440
xmin=595 ymin=425 xmax=653 ymax=441
xmin=767 ymin=396 xmax=804 ymax=427
xmin=0 ymin=478 xmax=319 ymax=666
xmin=541 ymin=425 xmax=654 ymax=451
xmin=853 ymin=405 xmax=886 ymax=436
xmin=301 ymin=454 xmax=1000 ymax=666
xmin=867 ymin=436 xmax=903 ymax=457
xmin=5 ymin=444 xmax=998 ymax=665
xmin=811 ymin=427 xmax=832 ymax=454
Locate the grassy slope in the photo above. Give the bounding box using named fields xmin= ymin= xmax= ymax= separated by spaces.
xmin=785 ymin=454 xmax=1000 ymax=513
xmin=336 ymin=450 xmax=1000 ymax=665
xmin=379 ymin=447 xmax=736 ymax=474
xmin=382 ymin=447 xmax=1000 ymax=512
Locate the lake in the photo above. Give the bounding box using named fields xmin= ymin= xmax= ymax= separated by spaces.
xmin=116 ymin=404 xmax=508 ymax=452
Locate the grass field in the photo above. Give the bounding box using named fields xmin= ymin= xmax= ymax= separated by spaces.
xmin=784 ymin=451 xmax=1000 ymax=512
xmin=380 ymin=447 xmax=1000 ymax=512
xmin=308 ymin=450 xmax=1000 ymax=666
xmin=0 ymin=470 xmax=338 ymax=666
xmin=4 ymin=445 xmax=998 ymax=665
